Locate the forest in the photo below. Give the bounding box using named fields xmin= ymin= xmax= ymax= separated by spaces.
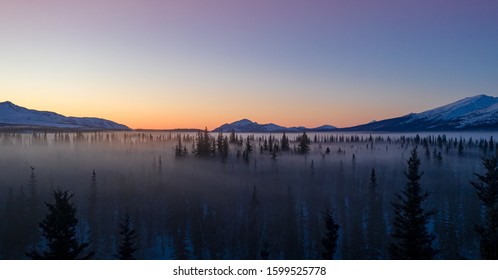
xmin=0 ymin=130 xmax=497 ymax=260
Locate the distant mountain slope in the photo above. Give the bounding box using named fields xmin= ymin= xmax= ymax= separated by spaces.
xmin=213 ymin=119 xmax=337 ymax=133
xmin=0 ymin=101 xmax=130 ymax=130
xmin=343 ymin=94 xmax=498 ymax=131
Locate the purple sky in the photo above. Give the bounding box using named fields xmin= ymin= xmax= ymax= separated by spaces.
xmin=1 ymin=0 xmax=497 ymax=128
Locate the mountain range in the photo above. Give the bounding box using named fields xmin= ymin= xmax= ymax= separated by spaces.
xmin=0 ymin=101 xmax=129 ymax=131
xmin=213 ymin=94 xmax=498 ymax=132
xmin=2 ymin=94 xmax=498 ymax=132
xmin=342 ymin=94 xmax=498 ymax=131
xmin=212 ymin=119 xmax=336 ymax=133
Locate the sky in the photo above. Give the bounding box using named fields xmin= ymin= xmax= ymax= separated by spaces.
xmin=1 ymin=0 xmax=498 ymax=129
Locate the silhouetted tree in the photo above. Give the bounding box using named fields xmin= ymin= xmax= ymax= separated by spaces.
xmin=281 ymin=132 xmax=290 ymax=151
xmin=471 ymin=155 xmax=498 ymax=259
xmin=229 ymin=129 xmax=237 ymax=144
xmin=216 ymin=133 xmax=229 ymax=160
xmin=27 ymin=167 xmax=38 ymax=203
xmin=390 ymin=147 xmax=437 ymax=259
xmin=27 ymin=190 xmax=93 ymax=260
xmin=366 ymin=168 xmax=386 ymax=259
xmin=116 ymin=215 xmax=138 ymax=260
xmin=194 ymin=127 xmax=213 ymax=156
xmin=297 ymin=132 xmax=310 ymax=154
xmin=88 ymin=170 xmax=99 ymax=256
xmin=321 ymin=208 xmax=339 ymax=259
xmin=175 ymin=136 xmax=187 ymax=158
xmin=458 ymin=138 xmax=464 ymax=156
xmin=26 ymin=166 xmax=42 ymax=248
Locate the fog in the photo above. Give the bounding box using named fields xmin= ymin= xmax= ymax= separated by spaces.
xmin=0 ymin=131 xmax=495 ymax=259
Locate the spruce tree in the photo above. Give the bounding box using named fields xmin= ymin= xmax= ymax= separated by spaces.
xmin=26 ymin=166 xmax=41 ymax=249
xmin=116 ymin=215 xmax=138 ymax=260
xmin=297 ymin=132 xmax=310 ymax=154
xmin=321 ymin=208 xmax=339 ymax=259
xmin=366 ymin=168 xmax=386 ymax=259
xmin=27 ymin=190 xmax=93 ymax=260
xmin=458 ymin=138 xmax=464 ymax=156
xmin=281 ymin=132 xmax=290 ymax=151
xmin=390 ymin=147 xmax=437 ymax=259
xmin=471 ymin=155 xmax=498 ymax=259
xmin=175 ymin=137 xmax=187 ymax=158
xmin=194 ymin=127 xmax=213 ymax=156
xmin=88 ymin=170 xmax=100 ymax=257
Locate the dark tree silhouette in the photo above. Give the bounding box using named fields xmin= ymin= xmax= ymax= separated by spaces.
xmin=390 ymin=147 xmax=438 ymax=259
xmin=321 ymin=208 xmax=339 ymax=259
xmin=88 ymin=170 xmax=100 ymax=257
xmin=471 ymin=155 xmax=498 ymax=259
xmin=216 ymin=133 xmax=229 ymax=160
xmin=175 ymin=136 xmax=187 ymax=158
xmin=27 ymin=190 xmax=93 ymax=260
xmin=458 ymin=138 xmax=464 ymax=156
xmin=26 ymin=166 xmax=42 ymax=249
xmin=297 ymin=132 xmax=310 ymax=154
xmin=194 ymin=127 xmax=213 ymax=156
xmin=116 ymin=215 xmax=138 ymax=260
xmin=366 ymin=168 xmax=386 ymax=259
xmin=281 ymin=132 xmax=290 ymax=151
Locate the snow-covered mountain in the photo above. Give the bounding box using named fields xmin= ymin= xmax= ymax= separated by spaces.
xmin=213 ymin=119 xmax=337 ymax=133
xmin=0 ymin=101 xmax=130 ymax=130
xmin=344 ymin=94 xmax=498 ymax=131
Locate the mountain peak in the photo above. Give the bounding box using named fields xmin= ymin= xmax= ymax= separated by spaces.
xmin=0 ymin=101 xmax=18 ymax=107
xmin=233 ymin=119 xmax=255 ymax=125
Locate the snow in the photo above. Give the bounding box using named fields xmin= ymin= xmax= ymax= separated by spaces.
xmin=0 ymin=101 xmax=129 ymax=130
xmin=400 ymin=94 xmax=498 ymax=129
xmin=457 ymin=102 xmax=498 ymax=128
xmin=413 ymin=94 xmax=498 ymax=121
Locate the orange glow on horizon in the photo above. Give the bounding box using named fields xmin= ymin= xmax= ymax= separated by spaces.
xmin=2 ymin=89 xmax=410 ymax=130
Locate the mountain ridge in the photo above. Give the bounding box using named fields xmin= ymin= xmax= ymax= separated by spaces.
xmin=214 ymin=94 xmax=498 ymax=133
xmin=0 ymin=101 xmax=130 ymax=131
xmin=342 ymin=94 xmax=498 ymax=131
xmin=212 ymin=119 xmax=337 ymax=133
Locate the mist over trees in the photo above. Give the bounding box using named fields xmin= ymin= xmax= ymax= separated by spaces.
xmin=0 ymin=130 xmax=497 ymax=259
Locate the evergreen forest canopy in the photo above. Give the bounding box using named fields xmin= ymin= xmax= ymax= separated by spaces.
xmin=0 ymin=130 xmax=498 ymax=260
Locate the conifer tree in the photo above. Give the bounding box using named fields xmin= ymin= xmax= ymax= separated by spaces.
xmin=321 ymin=208 xmax=339 ymax=259
xmin=26 ymin=166 xmax=42 ymax=247
xmin=281 ymin=132 xmax=290 ymax=151
xmin=175 ymin=136 xmax=187 ymax=158
xmin=390 ymin=147 xmax=437 ymax=259
xmin=229 ymin=129 xmax=237 ymax=144
xmin=116 ymin=215 xmax=138 ymax=260
xmin=366 ymin=168 xmax=386 ymax=259
xmin=27 ymin=190 xmax=93 ymax=260
xmin=88 ymin=170 xmax=100 ymax=256
xmin=458 ymin=138 xmax=464 ymax=156
xmin=297 ymin=132 xmax=310 ymax=154
xmin=194 ymin=127 xmax=214 ymax=156
xmin=471 ymin=155 xmax=498 ymax=259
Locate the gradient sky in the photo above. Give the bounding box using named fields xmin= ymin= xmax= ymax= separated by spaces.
xmin=1 ymin=0 xmax=498 ymax=129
